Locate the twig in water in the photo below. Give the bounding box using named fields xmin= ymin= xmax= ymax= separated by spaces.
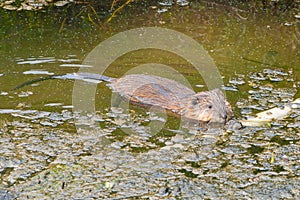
xmin=106 ymin=0 xmax=133 ymax=23
xmin=59 ymin=18 xmax=66 ymax=33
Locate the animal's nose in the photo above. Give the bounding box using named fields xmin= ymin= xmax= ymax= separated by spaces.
xmin=220 ymin=111 xmax=231 ymax=121
xmin=218 ymin=113 xmax=227 ymax=122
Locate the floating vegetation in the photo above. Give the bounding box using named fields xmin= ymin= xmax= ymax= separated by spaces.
xmin=2 ymin=65 xmax=300 ymax=199
xmin=1 ymin=75 xmax=299 ymax=197
xmin=16 ymin=56 xmax=81 ymax=66
xmin=23 ymin=70 xmax=54 ymax=75
xmin=225 ymin=68 xmax=299 ymax=127
xmin=0 ymin=0 xmax=72 ymax=11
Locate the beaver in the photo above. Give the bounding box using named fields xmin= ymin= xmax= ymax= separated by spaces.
xmin=15 ymin=72 xmax=233 ymax=126
xmin=69 ymin=73 xmax=233 ymax=125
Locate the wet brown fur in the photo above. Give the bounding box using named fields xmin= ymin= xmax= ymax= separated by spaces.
xmin=109 ymin=74 xmax=233 ymax=125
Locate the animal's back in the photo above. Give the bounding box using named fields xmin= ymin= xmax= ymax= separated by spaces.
xmin=109 ymin=74 xmax=195 ymax=111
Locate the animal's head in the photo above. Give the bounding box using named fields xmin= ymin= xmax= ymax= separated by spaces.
xmin=182 ymin=89 xmax=233 ymax=125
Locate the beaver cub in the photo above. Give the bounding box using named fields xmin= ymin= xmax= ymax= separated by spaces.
xmin=77 ymin=73 xmax=233 ymax=125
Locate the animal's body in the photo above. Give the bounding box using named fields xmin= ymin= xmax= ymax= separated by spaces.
xmin=15 ymin=73 xmax=233 ymax=126
xmin=77 ymin=73 xmax=233 ymax=125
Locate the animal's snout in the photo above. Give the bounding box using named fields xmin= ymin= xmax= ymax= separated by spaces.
xmin=221 ymin=112 xmax=228 ymax=120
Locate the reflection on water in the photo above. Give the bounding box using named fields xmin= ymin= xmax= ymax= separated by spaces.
xmin=0 ymin=2 xmax=300 ymax=199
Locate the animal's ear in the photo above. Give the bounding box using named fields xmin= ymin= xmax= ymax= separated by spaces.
xmin=192 ymin=92 xmax=209 ymax=105
xmin=192 ymin=96 xmax=199 ymax=105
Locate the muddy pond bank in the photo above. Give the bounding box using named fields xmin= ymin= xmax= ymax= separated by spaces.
xmin=1 ymin=1 xmax=300 ymax=199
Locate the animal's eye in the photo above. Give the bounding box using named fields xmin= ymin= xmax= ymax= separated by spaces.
xmin=208 ymin=105 xmax=212 ymax=109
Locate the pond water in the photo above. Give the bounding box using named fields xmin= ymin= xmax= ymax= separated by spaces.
xmin=0 ymin=1 xmax=300 ymax=199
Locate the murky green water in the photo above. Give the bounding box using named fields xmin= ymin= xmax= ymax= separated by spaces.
xmin=0 ymin=1 xmax=300 ymax=199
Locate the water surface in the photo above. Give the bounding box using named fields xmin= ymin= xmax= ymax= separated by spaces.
xmin=0 ymin=2 xmax=300 ymax=199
